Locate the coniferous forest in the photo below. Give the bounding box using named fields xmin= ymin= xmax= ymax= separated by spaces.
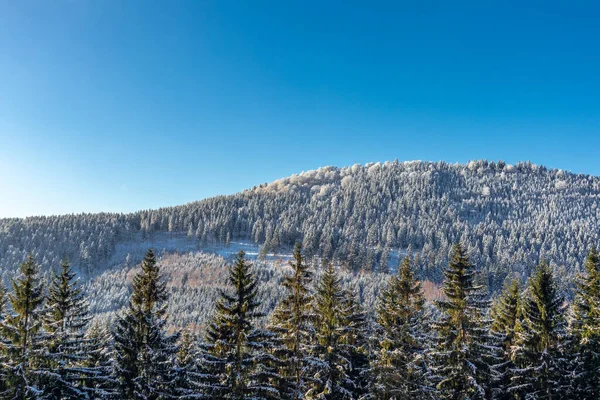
xmin=2 ymin=161 xmax=600 ymax=290
xmin=1 ymin=241 xmax=600 ymax=399
xmin=2 ymin=0 xmax=599 ymax=396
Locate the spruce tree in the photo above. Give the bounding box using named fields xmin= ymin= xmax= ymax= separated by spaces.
xmin=0 ymin=255 xmax=45 ymax=400
xmin=196 ymin=250 xmax=280 ymax=399
xmin=82 ymin=321 xmax=118 ymax=399
xmin=304 ymin=263 xmax=354 ymax=399
xmin=369 ymin=255 xmax=433 ymax=400
xmin=431 ymin=243 xmax=500 ymax=400
xmin=37 ymin=258 xmax=94 ymax=399
xmin=112 ymin=249 xmax=179 ymax=399
xmin=0 ymin=284 xmax=8 ymax=394
xmin=269 ymin=242 xmax=314 ymax=399
xmin=0 ymin=284 xmax=5 ymax=319
xmin=571 ymin=247 xmax=600 ymax=398
xmin=339 ymin=287 xmax=371 ymax=399
xmin=172 ymin=328 xmax=204 ymax=398
xmin=490 ymin=278 xmax=521 ymax=400
xmin=509 ymin=261 xmax=569 ymax=399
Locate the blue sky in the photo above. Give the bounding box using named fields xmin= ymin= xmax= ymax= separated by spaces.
xmin=1 ymin=1 xmax=599 ymax=217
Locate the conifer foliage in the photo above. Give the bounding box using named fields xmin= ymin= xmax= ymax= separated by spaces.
xmin=305 ymin=263 xmax=356 ymax=399
xmin=112 ymin=249 xmax=179 ymax=399
xmin=490 ymin=278 xmax=521 ymax=399
xmin=0 ymin=255 xmax=46 ymax=399
xmin=83 ymin=321 xmax=117 ymax=398
xmin=431 ymin=243 xmax=500 ymax=400
xmin=3 ymin=241 xmax=600 ymax=399
xmin=196 ymin=250 xmax=279 ymax=399
xmin=571 ymin=247 xmax=600 ymax=398
xmin=369 ymin=255 xmax=432 ymax=400
xmin=268 ymin=243 xmax=315 ymax=399
xmin=0 ymin=284 xmax=7 ymax=394
xmin=509 ymin=261 xmax=569 ymax=399
xmin=173 ymin=328 xmax=201 ymax=398
xmin=38 ymin=258 xmax=111 ymax=399
xmin=339 ymin=290 xmax=370 ymax=399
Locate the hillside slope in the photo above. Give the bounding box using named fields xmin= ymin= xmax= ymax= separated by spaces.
xmin=1 ymin=160 xmax=599 ymax=289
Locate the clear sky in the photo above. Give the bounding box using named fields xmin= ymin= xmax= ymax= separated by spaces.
xmin=1 ymin=1 xmax=599 ymax=218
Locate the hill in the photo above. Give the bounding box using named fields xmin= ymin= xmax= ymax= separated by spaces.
xmin=1 ymin=159 xmax=599 ymax=291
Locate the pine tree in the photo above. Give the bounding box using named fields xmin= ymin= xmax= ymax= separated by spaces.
xmin=0 ymin=255 xmax=46 ymax=399
xmin=571 ymin=247 xmax=600 ymax=398
xmin=431 ymin=243 xmax=500 ymax=400
xmin=112 ymin=249 xmax=179 ymax=399
xmin=268 ymin=242 xmax=315 ymax=399
xmin=369 ymin=255 xmax=433 ymax=400
xmin=304 ymin=263 xmax=354 ymax=399
xmin=196 ymin=250 xmax=280 ymax=399
xmin=509 ymin=261 xmax=569 ymax=399
xmin=490 ymin=278 xmax=521 ymax=400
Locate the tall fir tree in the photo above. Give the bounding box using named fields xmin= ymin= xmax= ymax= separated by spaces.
xmin=431 ymin=243 xmax=500 ymax=400
xmin=339 ymin=289 xmax=371 ymax=399
xmin=509 ymin=261 xmax=569 ymax=399
xmin=269 ymin=242 xmax=315 ymax=399
xmin=37 ymin=258 xmax=95 ymax=399
xmin=490 ymin=278 xmax=522 ymax=400
xmin=196 ymin=250 xmax=280 ymax=399
xmin=571 ymin=247 xmax=600 ymax=399
xmin=112 ymin=249 xmax=179 ymax=400
xmin=0 ymin=255 xmax=46 ymax=399
xmin=369 ymin=255 xmax=433 ymax=400
xmin=305 ymin=263 xmax=355 ymax=399
xmin=0 ymin=284 xmax=7 ymax=394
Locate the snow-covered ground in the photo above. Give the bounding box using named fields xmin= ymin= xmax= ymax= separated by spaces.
xmin=101 ymin=231 xmax=406 ymax=283
xmin=106 ymin=232 xmax=294 ymax=274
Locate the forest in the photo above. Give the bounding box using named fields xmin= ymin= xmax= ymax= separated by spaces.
xmin=2 ymin=160 xmax=600 ymax=294
xmin=0 ymin=241 xmax=599 ymax=399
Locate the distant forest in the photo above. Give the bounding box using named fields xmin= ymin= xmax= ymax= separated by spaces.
xmin=2 ymin=160 xmax=600 ymax=293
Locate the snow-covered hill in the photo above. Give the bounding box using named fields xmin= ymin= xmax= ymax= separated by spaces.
xmin=1 ymin=160 xmax=599 ymax=292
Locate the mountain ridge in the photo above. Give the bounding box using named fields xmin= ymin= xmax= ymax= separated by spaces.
xmin=3 ymin=159 xmax=590 ymax=221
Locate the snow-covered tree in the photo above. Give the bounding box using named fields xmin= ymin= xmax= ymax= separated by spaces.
xmin=0 ymin=284 xmax=8 ymax=394
xmin=305 ymin=263 xmax=355 ymax=399
xmin=431 ymin=243 xmax=500 ymax=400
xmin=268 ymin=243 xmax=314 ymax=399
xmin=490 ymin=277 xmax=522 ymax=400
xmin=172 ymin=328 xmax=202 ymax=398
xmin=37 ymin=258 xmax=95 ymax=399
xmin=571 ymin=247 xmax=600 ymax=398
xmin=195 ymin=250 xmax=280 ymax=399
xmin=112 ymin=249 xmax=179 ymax=399
xmin=339 ymin=289 xmax=371 ymax=399
xmin=82 ymin=321 xmax=118 ymax=398
xmin=0 ymin=256 xmax=46 ymax=399
xmin=509 ymin=261 xmax=569 ymax=399
xmin=369 ymin=255 xmax=434 ymax=399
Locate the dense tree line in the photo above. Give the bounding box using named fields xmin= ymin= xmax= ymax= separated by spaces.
xmin=1 ymin=242 xmax=600 ymax=399
xmin=83 ymin=249 xmax=388 ymax=332
xmin=3 ymin=160 xmax=600 ymax=293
